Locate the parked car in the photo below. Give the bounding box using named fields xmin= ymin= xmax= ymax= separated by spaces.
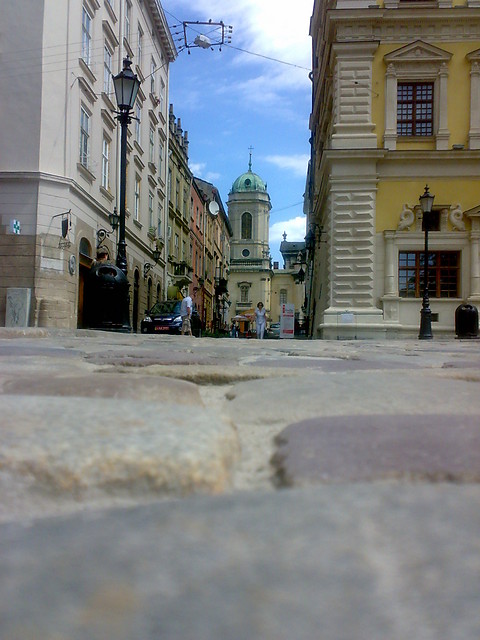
xmin=268 ymin=322 xmax=281 ymax=338
xmin=141 ymin=300 xmax=202 ymax=336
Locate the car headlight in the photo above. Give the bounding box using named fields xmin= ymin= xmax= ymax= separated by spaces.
xmin=173 ymin=315 xmax=182 ymax=324
xmin=143 ymin=316 xmax=152 ymax=322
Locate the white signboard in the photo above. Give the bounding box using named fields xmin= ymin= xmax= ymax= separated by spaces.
xmin=280 ymin=303 xmax=295 ymax=339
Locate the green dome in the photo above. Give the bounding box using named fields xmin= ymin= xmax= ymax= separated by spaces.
xmin=230 ymin=169 xmax=267 ymax=194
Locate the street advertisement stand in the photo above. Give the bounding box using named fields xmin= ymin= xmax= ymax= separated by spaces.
xmin=280 ymin=303 xmax=295 ymax=339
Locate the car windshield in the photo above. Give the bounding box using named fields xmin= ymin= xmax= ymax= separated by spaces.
xmin=148 ymin=301 xmax=181 ymax=315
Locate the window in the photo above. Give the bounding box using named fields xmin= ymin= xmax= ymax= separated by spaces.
xmin=82 ymin=6 xmax=92 ymax=66
xmin=174 ymin=233 xmax=179 ymax=257
xmin=158 ymin=138 xmax=164 ymax=175
xmin=80 ymin=107 xmax=90 ymax=167
xmin=149 ymin=126 xmax=155 ymax=164
xmin=240 ymin=285 xmax=249 ymax=303
xmin=101 ymin=136 xmax=110 ymax=189
xmin=397 ymin=82 xmax=434 ymax=136
xmin=280 ymin=289 xmax=288 ymax=304
xmin=103 ymin=44 xmax=113 ymax=95
xmin=135 ymin=102 xmax=141 ymax=143
xmin=241 ymin=212 xmax=252 ymax=239
xmin=399 ymin=251 xmax=460 ymax=298
xmin=158 ymin=209 xmax=165 ymax=237
xmin=383 ymin=42 xmax=451 ymax=151
xmin=124 ymin=0 xmax=131 ymax=41
xmin=150 ymin=58 xmax=156 ymax=95
xmin=134 ymin=176 xmax=141 ymax=220
xmin=175 ymin=178 xmax=180 ymax=210
xmin=159 ymin=79 xmax=165 ymax=112
xmin=183 ymin=188 xmax=188 ymax=219
xmin=148 ymin=192 xmax=154 ymax=228
xmin=137 ymin=26 xmax=143 ymax=65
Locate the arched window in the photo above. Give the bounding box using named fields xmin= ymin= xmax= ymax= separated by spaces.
xmin=240 ymin=285 xmax=249 ymax=303
xmin=241 ymin=212 xmax=252 ymax=239
xmin=79 ymin=238 xmax=92 ymax=259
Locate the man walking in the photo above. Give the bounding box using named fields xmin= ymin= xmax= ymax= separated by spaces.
xmin=180 ymin=292 xmax=193 ymax=336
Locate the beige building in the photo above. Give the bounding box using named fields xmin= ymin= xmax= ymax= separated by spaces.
xmin=227 ymin=160 xmax=272 ymax=324
xmin=0 ymin=0 xmax=175 ymax=330
xmin=271 ymin=236 xmax=307 ymax=330
xmin=227 ymin=160 xmax=306 ymax=335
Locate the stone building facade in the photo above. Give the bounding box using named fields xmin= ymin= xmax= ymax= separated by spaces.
xmin=0 ymin=0 xmax=175 ymax=330
xmin=307 ymin=0 xmax=480 ymax=338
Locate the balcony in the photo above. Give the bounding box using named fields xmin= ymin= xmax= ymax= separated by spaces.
xmin=171 ymin=260 xmax=193 ymax=287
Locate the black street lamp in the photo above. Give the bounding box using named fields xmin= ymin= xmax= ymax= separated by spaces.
xmin=96 ymin=208 xmax=119 ymax=248
xmin=113 ymin=57 xmax=141 ymax=276
xmin=418 ymin=185 xmax=435 ymax=340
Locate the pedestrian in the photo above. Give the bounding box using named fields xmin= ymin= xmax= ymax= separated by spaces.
xmin=180 ymin=292 xmax=193 ymax=336
xmin=95 ymin=246 xmax=110 ymax=264
xmin=255 ymin=302 xmax=267 ymax=339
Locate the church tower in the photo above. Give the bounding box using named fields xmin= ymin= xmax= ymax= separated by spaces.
xmin=227 ymin=152 xmax=272 ymax=320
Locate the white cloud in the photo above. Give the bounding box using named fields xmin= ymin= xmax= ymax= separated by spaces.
xmin=189 ymin=163 xmax=221 ymax=183
xmin=270 ymin=216 xmax=306 ymax=243
xmin=189 ymin=162 xmax=206 ymax=175
xmin=170 ymin=1 xmax=312 ymax=97
xmin=265 ymin=154 xmax=309 ymax=178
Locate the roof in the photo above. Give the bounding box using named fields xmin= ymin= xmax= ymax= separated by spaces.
xmin=194 ymin=177 xmax=233 ymax=236
xmin=230 ymin=169 xmax=267 ymax=194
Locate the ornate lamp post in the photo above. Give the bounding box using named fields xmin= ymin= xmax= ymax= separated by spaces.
xmin=418 ymin=185 xmax=435 ymax=340
xmin=112 ymin=57 xmax=141 ymax=276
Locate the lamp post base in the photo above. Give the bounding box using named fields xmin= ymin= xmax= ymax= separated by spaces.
xmin=419 ymin=307 xmax=433 ymax=340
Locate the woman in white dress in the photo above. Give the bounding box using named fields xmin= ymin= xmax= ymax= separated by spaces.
xmin=255 ymin=302 xmax=267 ymax=339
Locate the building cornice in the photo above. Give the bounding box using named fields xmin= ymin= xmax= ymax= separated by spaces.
xmin=325 ymin=7 xmax=480 ymax=43
xmin=145 ymin=0 xmax=177 ymax=62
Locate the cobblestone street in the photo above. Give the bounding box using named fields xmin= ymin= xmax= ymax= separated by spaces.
xmin=1 ymin=329 xmax=480 ymax=639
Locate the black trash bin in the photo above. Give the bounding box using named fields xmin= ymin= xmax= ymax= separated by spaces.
xmin=455 ymin=304 xmax=479 ymax=339
xmin=84 ymin=262 xmax=131 ymax=332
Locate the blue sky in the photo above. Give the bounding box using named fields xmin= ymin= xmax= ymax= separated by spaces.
xmin=162 ymin=0 xmax=313 ymax=267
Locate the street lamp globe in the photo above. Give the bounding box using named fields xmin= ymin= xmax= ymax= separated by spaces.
xmin=419 ymin=185 xmax=435 ymax=215
xmin=113 ymin=58 xmax=140 ymax=111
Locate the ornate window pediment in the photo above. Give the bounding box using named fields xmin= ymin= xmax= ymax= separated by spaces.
xmin=384 ymin=40 xmax=452 ymax=70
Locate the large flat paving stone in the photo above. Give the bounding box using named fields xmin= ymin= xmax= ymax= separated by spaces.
xmin=272 ymin=414 xmax=480 ymax=486
xmin=1 ymin=484 xmax=480 ymax=640
xmin=0 ymin=396 xmax=239 ymax=519
xmin=1 ymin=373 xmax=203 ymax=405
xmin=224 ymin=370 xmax=480 ymax=425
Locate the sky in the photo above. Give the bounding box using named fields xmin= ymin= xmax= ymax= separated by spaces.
xmin=162 ymin=0 xmax=313 ymax=267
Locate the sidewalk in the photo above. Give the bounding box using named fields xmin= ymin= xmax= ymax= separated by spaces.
xmin=1 ymin=329 xmax=480 ymax=639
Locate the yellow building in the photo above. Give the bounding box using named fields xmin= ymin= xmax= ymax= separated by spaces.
xmin=308 ymin=0 xmax=480 ymax=338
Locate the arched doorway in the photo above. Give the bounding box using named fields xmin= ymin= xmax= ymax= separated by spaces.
xmin=78 ymin=238 xmax=93 ymax=328
xmin=147 ymin=277 xmax=152 ymax=311
xmin=132 ymin=269 xmax=140 ymax=333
